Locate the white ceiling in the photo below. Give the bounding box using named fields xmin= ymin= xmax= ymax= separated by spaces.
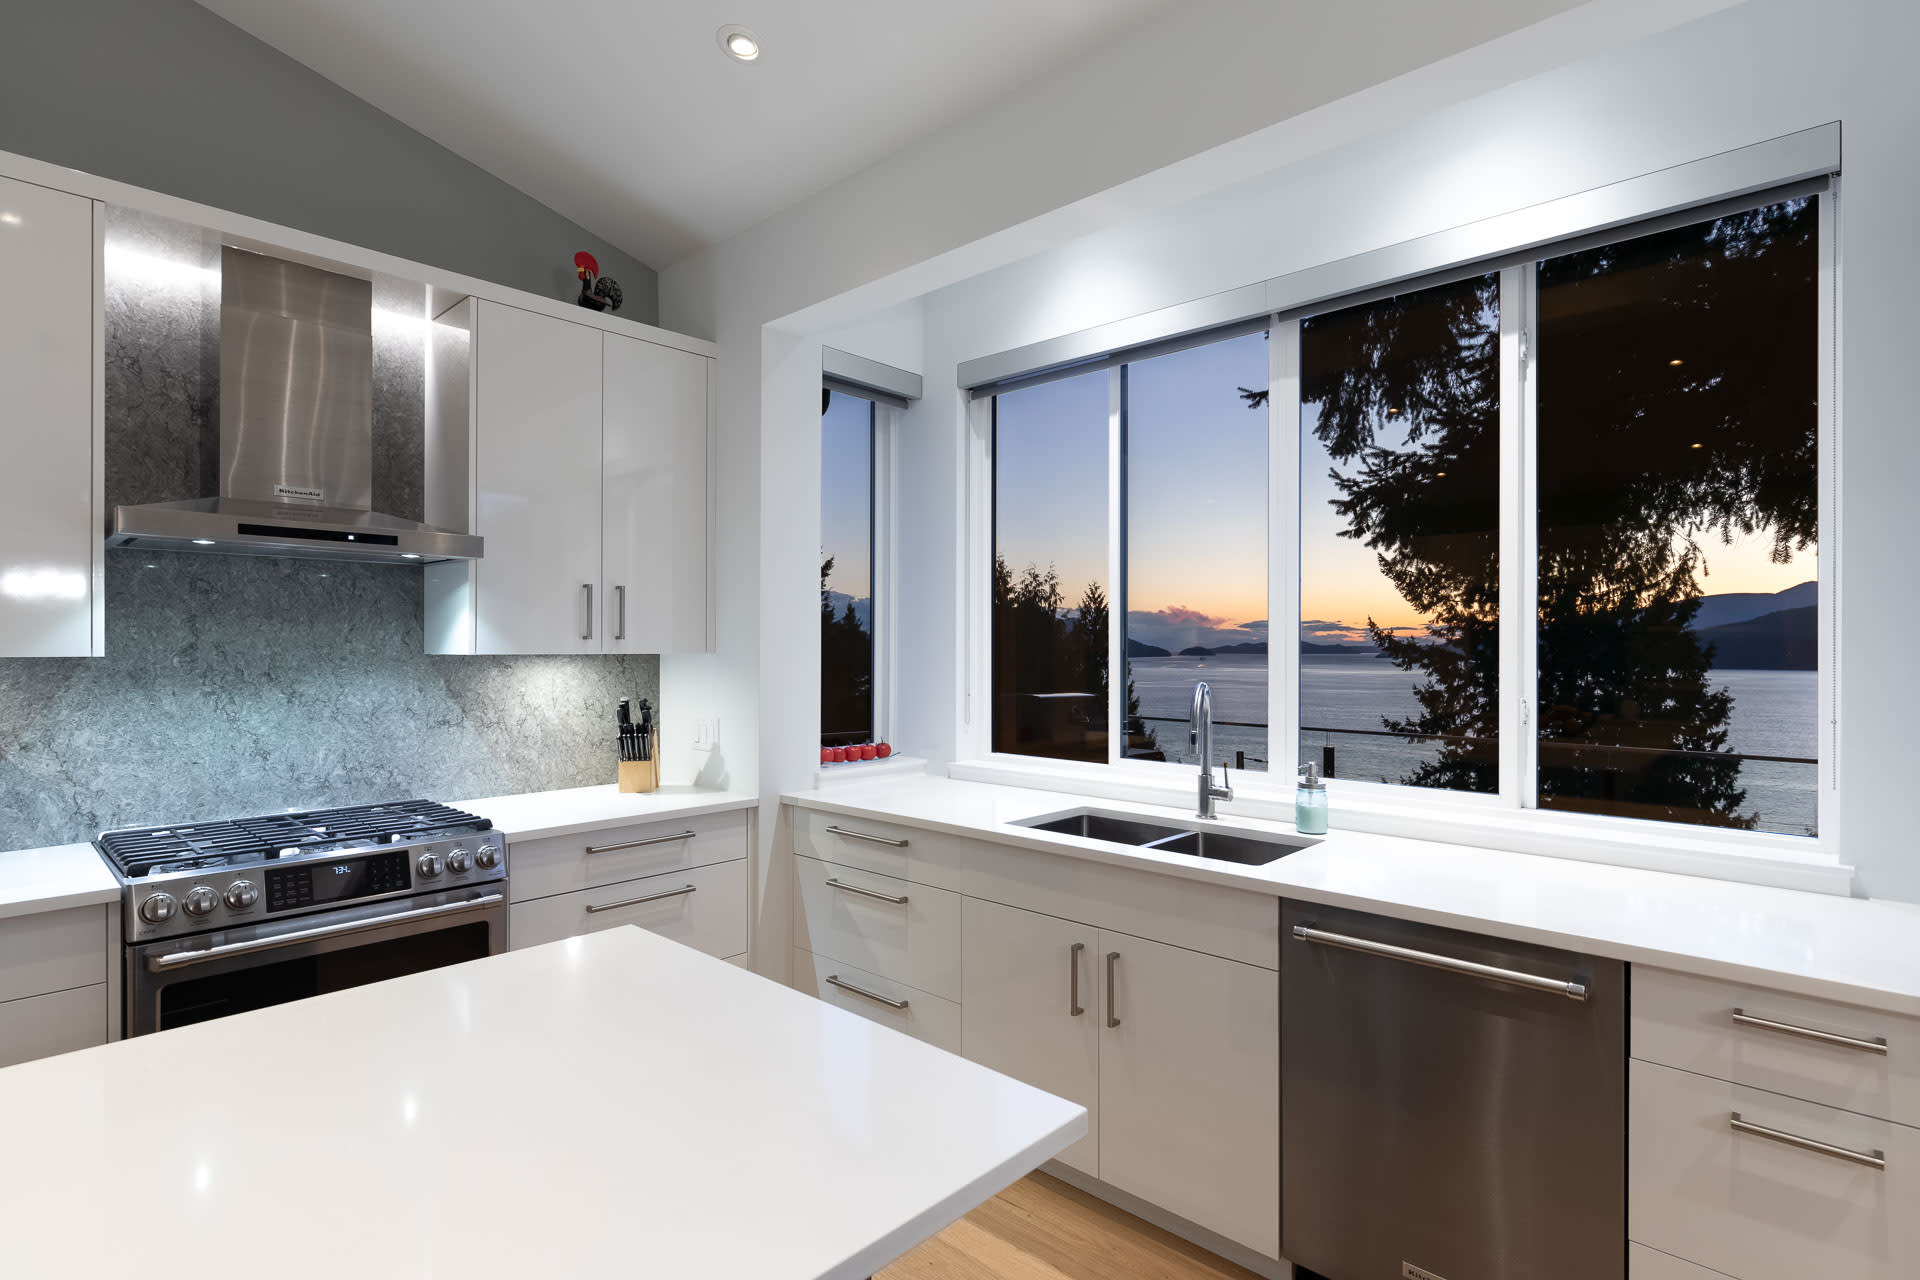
xmin=193 ymin=0 xmax=1181 ymax=269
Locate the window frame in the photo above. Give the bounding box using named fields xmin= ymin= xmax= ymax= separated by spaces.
xmin=961 ymin=177 xmax=1842 ymax=879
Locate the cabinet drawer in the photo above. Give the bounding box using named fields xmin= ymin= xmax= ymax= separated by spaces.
xmin=792 ymin=854 xmax=960 ymax=1001
xmin=1630 ymin=1058 xmax=1917 ymax=1280
xmin=509 ymin=809 xmax=747 ymax=901
xmin=1633 ymin=967 xmax=1919 ymax=1126
xmin=0 ymin=984 xmax=106 ymax=1068
xmin=792 ymin=949 xmax=961 ymax=1054
xmin=0 ymin=906 xmax=105 ymax=1004
xmin=510 ymin=859 xmax=746 ymax=958
xmin=1628 ymin=1244 xmax=1734 ymax=1280
xmin=792 ymin=808 xmax=970 ymax=893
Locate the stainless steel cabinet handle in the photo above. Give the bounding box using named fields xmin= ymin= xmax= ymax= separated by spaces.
xmin=1732 ymin=1008 xmax=1889 ymax=1056
xmin=582 ymin=583 xmax=594 ymax=641
xmin=1292 ymin=924 xmax=1589 ymax=1001
xmin=1069 ymin=941 xmax=1085 ymax=1017
xmin=585 ymin=830 xmax=696 ymax=855
xmin=615 ymin=584 xmax=626 ymax=641
xmin=825 ymin=877 xmax=909 ymax=905
xmin=1105 ymin=951 xmax=1121 ymax=1028
xmin=826 ymin=974 xmax=910 ymax=1010
xmin=585 ymin=884 xmax=695 ymax=914
xmin=148 ymin=894 xmax=504 ymax=970
xmin=1730 ymin=1113 xmax=1886 ymax=1170
xmin=823 ymin=824 xmax=909 ymax=848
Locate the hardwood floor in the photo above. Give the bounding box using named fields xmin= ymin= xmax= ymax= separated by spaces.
xmin=877 ymin=1172 xmax=1266 ymax=1280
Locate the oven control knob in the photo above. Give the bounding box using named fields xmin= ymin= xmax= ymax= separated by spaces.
xmin=474 ymin=844 xmax=502 ymax=870
xmin=446 ymin=848 xmax=473 ymax=874
xmin=182 ymin=885 xmax=218 ymax=917
xmin=416 ymin=852 xmax=445 ymax=878
xmin=139 ymin=892 xmax=178 ymax=924
xmin=224 ymin=880 xmax=259 ymax=910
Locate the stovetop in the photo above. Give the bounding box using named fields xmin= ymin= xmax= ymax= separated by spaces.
xmin=98 ymin=799 xmax=492 ymax=881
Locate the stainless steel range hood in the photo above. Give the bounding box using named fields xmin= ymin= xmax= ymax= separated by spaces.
xmin=108 ymin=248 xmax=482 ymax=564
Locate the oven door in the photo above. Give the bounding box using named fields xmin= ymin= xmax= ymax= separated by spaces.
xmin=126 ymin=886 xmax=508 ymax=1037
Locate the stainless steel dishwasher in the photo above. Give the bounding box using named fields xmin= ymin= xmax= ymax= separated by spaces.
xmin=1281 ymin=900 xmax=1625 ymax=1280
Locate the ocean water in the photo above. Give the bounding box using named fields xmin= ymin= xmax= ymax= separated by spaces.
xmin=1127 ymin=653 xmax=1818 ymax=835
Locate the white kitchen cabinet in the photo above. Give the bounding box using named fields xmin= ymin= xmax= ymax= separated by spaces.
xmin=602 ymin=333 xmax=709 ymax=654
xmin=0 ymin=985 xmax=106 ymax=1068
xmin=510 ymin=859 xmax=746 ymax=957
xmin=792 ymin=854 xmax=961 ymax=1001
xmin=426 ymin=301 xmax=712 ymax=656
xmin=1098 ymin=929 xmax=1280 ymax=1260
xmin=960 ymin=898 xmax=1100 ymax=1176
xmin=0 ymin=174 xmax=101 ymax=658
xmin=432 ymin=299 xmax=603 ymax=655
xmin=1630 ymin=1057 xmax=1917 ymax=1280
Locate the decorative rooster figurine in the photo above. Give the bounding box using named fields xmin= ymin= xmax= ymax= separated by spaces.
xmin=572 ymin=251 xmax=623 ymax=313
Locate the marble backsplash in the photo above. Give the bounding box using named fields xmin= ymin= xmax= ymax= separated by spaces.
xmin=0 ymin=212 xmax=658 ymax=850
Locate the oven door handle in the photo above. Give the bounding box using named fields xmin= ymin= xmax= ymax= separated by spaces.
xmin=146 ymin=894 xmax=506 ymax=971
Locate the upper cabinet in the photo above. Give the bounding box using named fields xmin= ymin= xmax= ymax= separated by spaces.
xmin=0 ymin=175 xmax=102 ymax=657
xmin=426 ymin=300 xmax=712 ymax=656
xmin=602 ymin=332 xmax=710 ymax=655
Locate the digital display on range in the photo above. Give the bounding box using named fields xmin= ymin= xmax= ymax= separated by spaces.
xmin=265 ymin=851 xmax=409 ymax=912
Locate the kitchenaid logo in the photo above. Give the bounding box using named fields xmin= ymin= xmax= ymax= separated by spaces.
xmin=273 ymin=484 xmax=325 ymax=502
xmin=1403 ymin=1265 xmax=1450 ymax=1280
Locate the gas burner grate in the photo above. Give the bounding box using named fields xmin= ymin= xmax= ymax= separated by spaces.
xmin=98 ymin=800 xmax=490 ymax=878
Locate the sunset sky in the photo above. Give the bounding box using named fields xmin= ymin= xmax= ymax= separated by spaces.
xmin=980 ymin=340 xmax=1813 ymax=653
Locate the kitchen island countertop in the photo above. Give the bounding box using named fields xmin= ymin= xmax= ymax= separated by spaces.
xmin=0 ymin=925 xmax=1085 ymax=1279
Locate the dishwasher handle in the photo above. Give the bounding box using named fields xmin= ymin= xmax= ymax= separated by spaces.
xmin=1292 ymin=924 xmax=1589 ymax=1002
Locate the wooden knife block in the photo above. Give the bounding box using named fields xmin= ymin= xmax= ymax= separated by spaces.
xmin=618 ymin=746 xmax=658 ymax=794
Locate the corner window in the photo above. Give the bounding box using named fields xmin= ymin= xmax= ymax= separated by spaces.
xmin=821 ymin=387 xmax=875 ymax=748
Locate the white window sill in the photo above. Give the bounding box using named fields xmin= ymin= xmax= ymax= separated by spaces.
xmin=814 ymin=755 xmax=929 ymax=789
xmin=946 ymin=755 xmax=1852 ymax=897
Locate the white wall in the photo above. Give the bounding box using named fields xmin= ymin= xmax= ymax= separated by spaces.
xmin=900 ymin=0 xmax=1920 ymax=901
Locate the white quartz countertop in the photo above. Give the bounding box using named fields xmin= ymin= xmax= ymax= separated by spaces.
xmin=0 ymin=787 xmax=756 ymax=921
xmin=0 ymin=841 xmax=119 ymax=921
xmin=0 ymin=927 xmax=1085 ymax=1280
xmin=454 ymin=783 xmax=756 ymax=841
xmin=788 ymin=775 xmax=1920 ymax=1018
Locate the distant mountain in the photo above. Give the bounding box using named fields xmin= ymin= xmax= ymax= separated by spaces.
xmin=1300 ymin=641 xmax=1379 ymax=655
xmin=824 ymin=591 xmax=871 ymax=632
xmin=1179 ymin=642 xmax=1269 ymax=657
xmin=1689 ymin=581 xmax=1815 ymax=632
xmin=1126 ymin=638 xmax=1172 ymax=658
xmin=1698 ymin=605 xmax=1817 ymax=670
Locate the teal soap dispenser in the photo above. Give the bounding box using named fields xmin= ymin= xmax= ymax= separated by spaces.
xmin=1295 ymin=762 xmax=1328 ymax=835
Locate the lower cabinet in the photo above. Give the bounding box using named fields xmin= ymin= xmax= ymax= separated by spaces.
xmin=511 ymin=859 xmax=747 ymax=957
xmin=792 ymin=948 xmax=962 ymax=1053
xmin=1098 ymin=929 xmax=1279 ymax=1260
xmin=1630 ymin=1057 xmax=1917 ymax=1280
xmin=0 ymin=984 xmax=106 ymax=1069
xmin=961 ymin=899 xmax=1101 ymax=1175
xmin=959 ymin=897 xmax=1280 ymax=1260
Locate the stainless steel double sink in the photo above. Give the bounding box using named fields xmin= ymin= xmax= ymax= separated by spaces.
xmin=1015 ymin=808 xmax=1313 ymax=866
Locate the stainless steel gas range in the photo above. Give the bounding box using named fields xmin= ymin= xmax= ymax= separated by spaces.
xmin=97 ymin=800 xmax=509 ymax=1036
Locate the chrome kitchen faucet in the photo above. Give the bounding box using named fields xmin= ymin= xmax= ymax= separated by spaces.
xmin=1190 ymin=681 xmax=1234 ymax=820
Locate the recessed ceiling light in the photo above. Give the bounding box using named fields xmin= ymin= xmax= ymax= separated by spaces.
xmin=1690 ymin=442 xmax=1704 ymax=449
xmin=718 ymin=24 xmax=760 ymax=61
xmin=1669 ymin=358 xmax=1684 ymax=366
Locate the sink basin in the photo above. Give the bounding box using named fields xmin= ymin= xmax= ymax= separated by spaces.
xmin=1015 ymin=808 xmax=1312 ymax=866
xmin=1021 ymin=811 xmax=1189 ymax=847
